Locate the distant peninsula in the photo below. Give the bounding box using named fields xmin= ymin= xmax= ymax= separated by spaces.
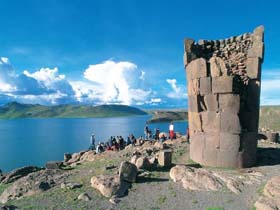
xmin=0 ymin=102 xmax=147 ymax=119
xmin=146 ymin=110 xmax=188 ymax=123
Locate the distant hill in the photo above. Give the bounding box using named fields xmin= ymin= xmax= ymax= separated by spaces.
xmin=0 ymin=102 xmax=147 ymax=119
xmin=146 ymin=110 xmax=188 ymax=123
xmin=146 ymin=106 xmax=280 ymax=131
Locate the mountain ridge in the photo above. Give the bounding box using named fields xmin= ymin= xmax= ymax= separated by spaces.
xmin=0 ymin=102 xmax=147 ymax=119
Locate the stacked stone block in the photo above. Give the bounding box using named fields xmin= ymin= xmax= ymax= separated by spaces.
xmin=184 ymin=26 xmax=264 ymax=168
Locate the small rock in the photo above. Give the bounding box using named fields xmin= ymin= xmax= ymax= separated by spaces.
xmin=135 ymin=157 xmax=151 ymax=170
xmin=109 ymin=195 xmax=121 ymax=205
xmin=61 ymin=182 xmax=82 ymax=190
xmin=78 ymin=193 xmax=91 ymax=201
xmin=137 ymin=171 xmax=151 ymax=178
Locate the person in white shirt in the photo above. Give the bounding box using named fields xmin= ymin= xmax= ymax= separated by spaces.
xmin=169 ymin=122 xmax=175 ymax=140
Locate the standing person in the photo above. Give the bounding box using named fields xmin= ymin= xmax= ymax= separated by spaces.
xmin=169 ymin=122 xmax=175 ymax=140
xmin=126 ymin=136 xmax=131 ymax=146
xmin=154 ymin=128 xmax=160 ymax=140
xmin=144 ymin=124 xmax=149 ymax=140
xmin=186 ymin=127 xmax=190 ymax=143
xmin=88 ymin=133 xmax=96 ymax=150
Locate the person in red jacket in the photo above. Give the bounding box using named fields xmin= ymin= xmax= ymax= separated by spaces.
xmin=169 ymin=122 xmax=175 ymax=140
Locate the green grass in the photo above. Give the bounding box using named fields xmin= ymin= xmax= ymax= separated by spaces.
xmin=206 ymin=207 xmax=224 ymax=210
xmin=156 ymin=195 xmax=167 ymax=205
xmin=259 ymin=106 xmax=280 ymax=131
xmin=0 ymin=183 xmax=11 ymax=195
xmin=257 ymin=182 xmax=266 ymax=195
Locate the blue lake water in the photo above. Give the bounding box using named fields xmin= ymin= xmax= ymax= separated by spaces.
xmin=0 ymin=116 xmax=187 ymax=172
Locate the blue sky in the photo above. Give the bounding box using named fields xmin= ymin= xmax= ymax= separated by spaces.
xmin=0 ymin=0 xmax=279 ymax=108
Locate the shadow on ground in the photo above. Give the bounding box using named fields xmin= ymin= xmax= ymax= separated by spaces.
xmin=136 ymin=176 xmax=169 ymax=183
xmin=256 ymin=147 xmax=280 ymax=166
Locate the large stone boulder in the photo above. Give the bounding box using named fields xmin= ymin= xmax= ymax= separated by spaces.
xmin=90 ymin=175 xmax=130 ymax=198
xmin=0 ymin=169 xmax=67 ymax=203
xmin=119 ymin=161 xmax=137 ymax=183
xmin=255 ymin=176 xmax=280 ymax=210
xmin=0 ymin=166 xmax=41 ymax=184
xmin=66 ymin=151 xmax=86 ymax=164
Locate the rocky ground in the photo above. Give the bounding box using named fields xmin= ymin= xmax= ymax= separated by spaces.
xmin=0 ymin=136 xmax=280 ymax=210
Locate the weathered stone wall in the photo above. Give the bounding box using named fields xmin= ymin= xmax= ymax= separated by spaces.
xmin=184 ymin=26 xmax=264 ymax=168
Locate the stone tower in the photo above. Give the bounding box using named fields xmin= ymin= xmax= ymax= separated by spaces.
xmin=184 ymin=26 xmax=264 ymax=168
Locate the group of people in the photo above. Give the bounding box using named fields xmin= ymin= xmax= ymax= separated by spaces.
xmin=144 ymin=122 xmax=176 ymax=141
xmin=89 ymin=134 xmax=137 ymax=153
xmin=89 ymin=121 xmax=188 ymax=154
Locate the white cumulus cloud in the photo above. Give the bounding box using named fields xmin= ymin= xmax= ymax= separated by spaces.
xmin=166 ymin=78 xmax=187 ymax=99
xmin=0 ymin=57 xmax=182 ymax=107
xmin=0 ymin=58 xmax=75 ymax=105
xmin=260 ymin=69 xmax=280 ymax=105
xmin=82 ymin=60 xmax=151 ymax=105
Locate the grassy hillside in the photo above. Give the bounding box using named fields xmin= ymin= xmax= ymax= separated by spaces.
xmin=0 ymin=102 xmax=147 ymax=119
xmin=259 ymin=105 xmax=280 ymax=131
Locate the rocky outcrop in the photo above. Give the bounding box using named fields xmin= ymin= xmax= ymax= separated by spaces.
xmin=64 ymin=150 xmax=96 ymax=165
xmin=0 ymin=166 xmax=41 ymax=184
xmin=65 ymin=151 xmax=86 ymax=164
xmin=184 ymin=26 xmax=264 ymax=168
xmin=45 ymin=161 xmax=63 ymax=169
xmin=170 ymin=165 xmax=263 ymax=194
xmin=0 ymin=169 xmax=67 ymax=204
xmin=254 ymin=176 xmax=280 ymax=210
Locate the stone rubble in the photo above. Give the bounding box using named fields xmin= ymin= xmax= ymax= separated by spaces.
xmin=0 ymin=169 xmax=67 ymax=204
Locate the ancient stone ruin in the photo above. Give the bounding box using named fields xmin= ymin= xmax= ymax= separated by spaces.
xmin=184 ymin=26 xmax=264 ymax=168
